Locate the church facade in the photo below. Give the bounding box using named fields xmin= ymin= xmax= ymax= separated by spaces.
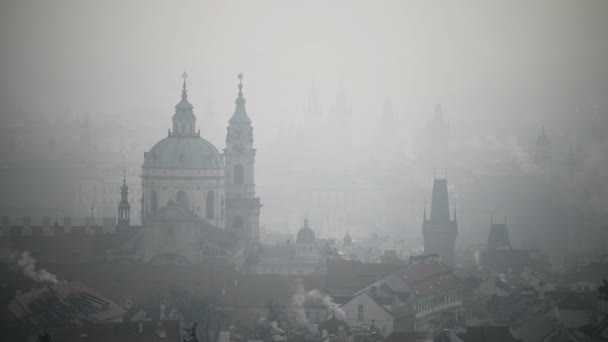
xmin=140 ymin=74 xmax=260 ymax=245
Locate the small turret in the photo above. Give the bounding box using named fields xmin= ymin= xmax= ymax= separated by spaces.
xmin=118 ymin=170 xmax=131 ymax=228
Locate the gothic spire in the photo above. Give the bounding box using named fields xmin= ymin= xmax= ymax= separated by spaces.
xmin=229 ymin=73 xmax=252 ymax=124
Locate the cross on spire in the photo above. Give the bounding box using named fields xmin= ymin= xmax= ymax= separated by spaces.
xmin=181 ymin=71 xmax=188 ymax=95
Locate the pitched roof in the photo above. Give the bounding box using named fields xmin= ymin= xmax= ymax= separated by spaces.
xmin=326 ymin=259 xmax=406 ymax=295
xmin=218 ymin=274 xmax=325 ymax=308
xmin=8 ymin=281 xmax=126 ymax=324
xmin=395 ymin=260 xmax=461 ymax=298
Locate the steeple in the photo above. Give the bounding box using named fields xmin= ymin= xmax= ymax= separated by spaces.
xmin=172 ymin=72 xmax=197 ymax=136
xmin=423 ymin=200 xmax=427 ymax=221
xmin=229 ymin=73 xmax=252 ymax=124
xmin=429 ymin=177 xmax=451 ymax=223
xmin=118 ymin=170 xmax=131 ymax=227
xmin=344 ymin=228 xmax=353 ymax=246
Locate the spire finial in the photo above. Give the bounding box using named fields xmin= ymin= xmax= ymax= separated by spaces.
xmin=181 ymin=71 xmax=188 ymax=97
xmin=238 ymin=73 xmax=244 ymax=97
xmin=122 ymin=169 xmax=127 ymax=185
xmin=445 ymin=168 xmax=448 ymax=179
xmin=453 ymin=199 xmax=457 ymax=222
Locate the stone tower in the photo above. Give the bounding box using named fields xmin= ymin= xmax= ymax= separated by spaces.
xmin=422 ymin=175 xmax=458 ymax=267
xmin=117 ymin=171 xmax=131 ymax=228
xmin=224 ymin=74 xmax=261 ymax=243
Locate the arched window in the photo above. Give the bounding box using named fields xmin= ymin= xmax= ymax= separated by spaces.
xmin=234 ymin=164 xmax=244 ymax=185
xmin=176 ymin=190 xmax=188 ymax=208
xmin=181 ymin=124 xmax=185 ymax=134
xmin=151 ymin=191 xmax=158 ymax=213
xmin=206 ymin=191 xmax=215 ymax=219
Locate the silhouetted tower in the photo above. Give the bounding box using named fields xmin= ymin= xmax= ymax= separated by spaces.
xmin=487 ymin=216 xmax=511 ymax=251
xmin=422 ymin=173 xmax=457 ymax=267
xmin=224 ymin=74 xmax=261 ymax=243
xmin=343 ymin=228 xmax=353 ymax=247
xmin=535 ymin=126 xmax=552 ymax=162
xmin=118 ymin=170 xmax=131 ymax=228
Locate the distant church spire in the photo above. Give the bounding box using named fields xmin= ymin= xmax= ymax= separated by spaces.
xmin=229 ymin=73 xmax=252 ymax=124
xmin=172 ymin=72 xmax=196 ymax=136
xmin=118 ymin=169 xmax=131 ymax=228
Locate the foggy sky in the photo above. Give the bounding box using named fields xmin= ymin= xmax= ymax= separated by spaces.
xmin=1 ymin=0 xmax=608 ymax=261
xmin=2 ymin=0 xmax=607 ymax=140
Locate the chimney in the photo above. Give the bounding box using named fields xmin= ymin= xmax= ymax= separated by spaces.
xmin=64 ymin=216 xmax=72 ymax=232
xmin=125 ymin=298 xmax=132 ymax=310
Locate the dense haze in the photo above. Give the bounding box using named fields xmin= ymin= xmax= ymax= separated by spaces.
xmin=1 ymin=0 xmax=608 ymax=267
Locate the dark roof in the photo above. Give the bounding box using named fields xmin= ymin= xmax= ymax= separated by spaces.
xmin=46 ymin=320 xmax=180 ymax=342
xmin=562 ymin=261 xmax=608 ymax=283
xmin=8 ymin=281 xmax=126 ymax=324
xmin=457 ymin=326 xmax=520 ymax=342
xmin=326 ymin=259 xmax=406 ymax=295
xmin=218 ymin=274 xmax=325 ymax=308
xmin=385 ymin=331 xmax=433 ymax=342
xmin=395 ymin=260 xmax=461 ymax=297
xmin=39 ymin=259 xmax=240 ymax=306
xmin=557 ymin=292 xmax=597 ymax=311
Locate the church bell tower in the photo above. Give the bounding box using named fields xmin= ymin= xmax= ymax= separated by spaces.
xmin=224 ymin=74 xmax=261 ymax=243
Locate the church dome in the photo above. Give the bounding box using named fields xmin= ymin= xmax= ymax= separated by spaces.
xmin=143 ymin=135 xmax=224 ymax=170
xmin=296 ymin=219 xmax=316 ymax=243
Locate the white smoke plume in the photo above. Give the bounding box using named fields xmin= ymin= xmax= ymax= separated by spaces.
xmin=291 ymin=279 xmax=345 ymax=326
xmin=7 ymin=251 xmax=59 ymax=284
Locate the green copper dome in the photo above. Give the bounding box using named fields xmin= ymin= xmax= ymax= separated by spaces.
xmin=143 ymin=135 xmax=224 ymax=170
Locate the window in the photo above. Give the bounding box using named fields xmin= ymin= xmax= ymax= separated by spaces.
xmin=358 ymin=304 xmax=364 ymax=321
xmin=291 ymin=312 xmax=296 ymax=321
xmin=206 ymin=191 xmax=215 ymax=219
xmin=234 ymin=164 xmax=244 ymax=185
xmin=305 ymin=311 xmax=310 ymax=320
xmin=315 ymin=311 xmax=320 ymax=322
